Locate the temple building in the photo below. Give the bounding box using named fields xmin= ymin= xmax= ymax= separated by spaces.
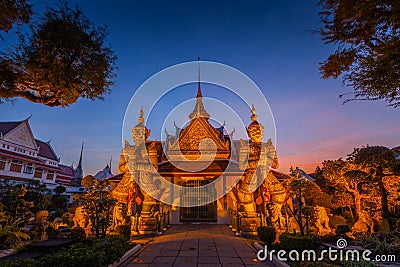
xmin=94 ymin=160 xmax=114 ymax=181
xmin=0 ymin=117 xmax=84 ymax=193
xmin=112 ymin=82 xmax=288 ymax=234
xmin=70 ymin=143 xmax=84 ymax=187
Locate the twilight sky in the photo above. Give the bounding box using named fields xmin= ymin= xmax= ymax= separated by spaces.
xmin=1 ymin=0 xmax=399 ymax=175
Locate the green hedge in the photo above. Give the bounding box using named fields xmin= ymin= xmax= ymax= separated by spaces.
xmin=279 ymin=232 xmax=318 ymax=251
xmin=2 ymin=235 xmax=132 ymax=267
xmin=1 ymin=258 xmax=35 ymax=267
xmin=257 ymin=226 xmax=276 ymax=245
xmin=115 ymin=225 xmax=131 ymax=240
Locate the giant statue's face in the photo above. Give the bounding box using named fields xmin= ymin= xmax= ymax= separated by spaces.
xmin=247 ymin=123 xmax=264 ymax=143
xmin=132 ymin=125 xmax=150 ymax=144
xmin=132 ymin=126 xmax=145 ymax=144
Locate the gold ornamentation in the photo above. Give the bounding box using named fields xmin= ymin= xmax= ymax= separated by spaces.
xmin=170 ymin=118 xmax=228 ymax=152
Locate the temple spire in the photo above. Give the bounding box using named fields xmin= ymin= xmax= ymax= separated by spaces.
xmin=189 ymin=57 xmax=210 ymax=120
xmin=197 ymin=56 xmax=202 ymax=98
xmin=251 ymin=104 xmax=258 ymax=122
xmin=78 ymin=141 xmax=83 ymax=168
xmin=72 ymin=141 xmax=84 ymax=186
xmin=138 ymin=106 xmax=144 ymax=124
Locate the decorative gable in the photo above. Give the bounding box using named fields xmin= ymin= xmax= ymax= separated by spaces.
xmin=3 ymin=121 xmax=37 ymax=150
xmin=169 ymin=118 xmax=228 ymax=152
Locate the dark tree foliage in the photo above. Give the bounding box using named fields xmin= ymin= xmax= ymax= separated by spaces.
xmin=318 ymin=0 xmax=400 ymax=107
xmin=22 ymin=180 xmax=50 ymax=213
xmin=53 ymin=185 xmax=66 ymax=196
xmin=0 ymin=185 xmax=34 ymax=226
xmin=348 ymin=145 xmax=399 ymax=173
xmin=0 ymin=0 xmax=32 ymax=34
xmin=0 ymin=1 xmax=117 ymax=107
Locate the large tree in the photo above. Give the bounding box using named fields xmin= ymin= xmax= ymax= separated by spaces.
xmin=0 ymin=0 xmax=32 ymax=35
xmin=0 ymin=1 xmax=116 ymax=107
xmin=321 ymin=159 xmax=369 ymax=219
xmin=318 ymin=0 xmax=400 ymax=107
xmin=348 ymin=145 xmax=400 ymax=217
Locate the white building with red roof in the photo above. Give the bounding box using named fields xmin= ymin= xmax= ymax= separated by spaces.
xmin=0 ymin=116 xmax=83 ymax=190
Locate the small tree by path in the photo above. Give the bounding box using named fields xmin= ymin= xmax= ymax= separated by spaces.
xmin=75 ymin=177 xmax=116 ymax=238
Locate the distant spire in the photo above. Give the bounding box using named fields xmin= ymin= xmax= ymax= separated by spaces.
xmin=197 ymin=56 xmax=202 ymax=98
xmin=78 ymin=141 xmax=83 ymax=168
xmin=72 ymin=141 xmax=84 ymax=186
xmin=109 ymin=155 xmax=112 ymax=171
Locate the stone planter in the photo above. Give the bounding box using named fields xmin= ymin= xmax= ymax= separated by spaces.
xmin=109 ymin=243 xmax=141 ymax=267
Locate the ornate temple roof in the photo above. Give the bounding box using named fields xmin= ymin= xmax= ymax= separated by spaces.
xmin=94 ymin=164 xmax=113 ymax=180
xmin=188 ymin=83 xmax=210 ymax=120
xmin=166 ymin=82 xmax=231 ymax=160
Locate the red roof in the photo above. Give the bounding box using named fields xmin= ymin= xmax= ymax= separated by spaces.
xmin=58 ymin=164 xmax=74 ymax=176
xmin=35 ymin=139 xmax=58 ymax=161
xmin=0 ymin=121 xmax=21 ymax=135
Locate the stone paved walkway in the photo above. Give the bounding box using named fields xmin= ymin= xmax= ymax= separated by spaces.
xmin=124 ymin=224 xmax=272 ymax=267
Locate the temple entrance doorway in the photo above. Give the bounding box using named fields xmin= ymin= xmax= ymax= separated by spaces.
xmin=180 ymin=179 xmax=217 ymax=222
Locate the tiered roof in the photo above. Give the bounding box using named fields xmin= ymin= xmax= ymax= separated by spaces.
xmin=35 ymin=139 xmax=59 ymax=160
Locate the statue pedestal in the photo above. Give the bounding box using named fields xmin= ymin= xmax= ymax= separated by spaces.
xmin=229 ymin=212 xmax=261 ymax=235
xmin=230 ymin=212 xmax=240 ymax=233
xmin=138 ymin=217 xmax=157 ymax=234
xmin=239 ymin=217 xmax=261 ymax=235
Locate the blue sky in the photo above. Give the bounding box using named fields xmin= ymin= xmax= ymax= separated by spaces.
xmin=1 ymin=0 xmax=399 ymax=175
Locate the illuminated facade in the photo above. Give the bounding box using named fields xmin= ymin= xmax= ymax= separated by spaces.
xmin=112 ymin=83 xmax=288 ymax=234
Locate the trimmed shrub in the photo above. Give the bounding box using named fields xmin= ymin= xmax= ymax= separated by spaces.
xmin=33 ymin=235 xmax=131 ymax=267
xmin=257 ymin=226 xmax=276 ymax=245
xmin=279 ymin=232 xmax=318 ymax=251
xmin=319 ymin=234 xmax=338 ymax=244
xmin=116 ymin=225 xmax=131 ymax=239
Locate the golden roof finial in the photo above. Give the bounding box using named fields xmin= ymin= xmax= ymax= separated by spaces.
xmin=138 ymin=106 xmax=144 ymax=124
xmin=251 ymin=104 xmax=258 ymax=122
